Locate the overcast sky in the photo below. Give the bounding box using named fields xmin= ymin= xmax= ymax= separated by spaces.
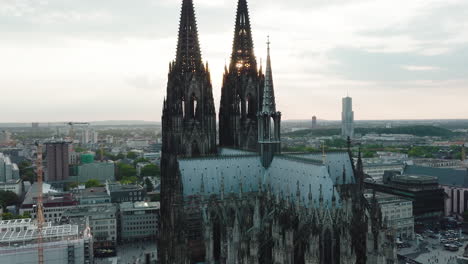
xmin=1 ymin=0 xmax=467 ymax=122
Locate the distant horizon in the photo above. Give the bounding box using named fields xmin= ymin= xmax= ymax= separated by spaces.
xmin=0 ymin=118 xmax=468 ymax=126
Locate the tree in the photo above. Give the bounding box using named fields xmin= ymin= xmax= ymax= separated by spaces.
xmin=1 ymin=212 xmax=15 ymax=220
xmin=106 ymin=152 xmax=125 ymax=161
xmin=18 ymin=161 xmax=35 ymax=182
xmin=67 ymin=182 xmax=80 ymax=190
xmin=116 ymin=163 xmax=137 ymax=180
xmin=134 ymin=158 xmax=149 ymax=166
xmin=0 ymin=190 xmax=19 ymax=209
xmin=141 ymin=164 xmax=161 ymax=177
xmin=1 ymin=212 xmax=31 ymax=220
xmin=85 ymin=179 xmax=103 ymax=188
xmin=127 ymin=151 xmax=138 ymax=159
xmin=463 ymin=211 xmax=468 ymax=223
xmin=22 ymin=170 xmax=36 ymax=183
xmin=120 ymin=176 xmax=138 ymax=185
xmin=74 ymin=147 xmax=87 ymax=153
xmin=149 ymin=193 xmax=160 ymax=202
xmin=145 ymin=178 xmax=154 ymax=192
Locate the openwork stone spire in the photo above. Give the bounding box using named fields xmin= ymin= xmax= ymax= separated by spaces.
xmin=258 ymin=37 xmax=281 ymax=168
xmin=261 ymin=37 xmax=276 ymax=114
xmin=175 ymin=0 xmax=203 ymax=74
xmin=230 ymin=0 xmax=256 ymax=73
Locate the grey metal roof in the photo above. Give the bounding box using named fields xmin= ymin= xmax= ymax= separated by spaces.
xmin=267 ymin=156 xmax=337 ymax=206
xmin=286 ymin=152 xmax=355 ymax=185
xmin=179 ymin=153 xmax=345 ymax=207
xmin=179 ymin=156 xmax=263 ymax=197
xmin=404 ymin=165 xmax=468 ymax=187
xmin=219 ymin=148 xmax=256 ymax=156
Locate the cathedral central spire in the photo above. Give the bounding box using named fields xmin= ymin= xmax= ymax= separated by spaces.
xmin=262 ymin=37 xmax=276 ymax=114
xmin=258 ymin=37 xmax=281 ymax=168
xmin=175 ymin=0 xmax=203 ymax=74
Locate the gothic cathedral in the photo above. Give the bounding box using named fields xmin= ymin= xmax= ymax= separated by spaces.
xmin=159 ymin=1 xmax=396 ymax=263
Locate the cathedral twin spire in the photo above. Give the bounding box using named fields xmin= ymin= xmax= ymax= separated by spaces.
xmin=175 ymin=0 xmax=203 ymax=74
xmin=230 ymin=0 xmax=257 ymax=74
xmin=166 ymin=0 xmax=279 ymax=155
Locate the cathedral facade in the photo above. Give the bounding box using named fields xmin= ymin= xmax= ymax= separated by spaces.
xmin=159 ymin=1 xmax=396 ymax=263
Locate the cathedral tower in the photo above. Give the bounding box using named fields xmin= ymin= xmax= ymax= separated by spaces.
xmin=219 ymin=0 xmax=264 ymax=150
xmin=162 ymin=0 xmax=217 ymax=158
xmin=258 ymin=38 xmax=281 ymax=168
xmin=160 ymin=1 xmax=216 ymax=262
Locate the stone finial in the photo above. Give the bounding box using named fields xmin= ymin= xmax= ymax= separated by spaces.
xmin=220 ymin=172 xmax=225 ymax=200
xmin=296 ymin=181 xmax=301 ymax=198
xmin=308 ymin=184 xmax=313 ymax=201
xmin=319 ymin=184 xmax=323 ymax=204
xmin=200 ymin=174 xmax=205 ymax=194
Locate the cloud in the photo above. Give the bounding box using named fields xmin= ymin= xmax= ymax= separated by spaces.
xmin=125 ymin=75 xmax=164 ymax=91
xmin=402 ymin=65 xmax=441 ymax=71
xmin=0 ymin=0 xmax=467 ymax=122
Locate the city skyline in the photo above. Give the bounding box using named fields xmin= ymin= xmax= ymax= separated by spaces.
xmin=1 ymin=0 xmax=467 ymax=123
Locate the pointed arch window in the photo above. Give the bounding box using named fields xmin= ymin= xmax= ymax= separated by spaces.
xmin=190 ymin=93 xmax=198 ymax=119
xmin=246 ymin=94 xmax=255 ymax=117
xmin=181 ymin=97 xmax=186 ymax=118
xmin=322 ymin=229 xmax=333 ymax=264
xmin=192 ymin=140 xmax=200 ymax=156
xmin=212 ymin=214 xmax=221 ymax=260
xmin=270 ymin=117 xmax=275 ymax=140
xmin=235 ymin=94 xmax=241 ymax=114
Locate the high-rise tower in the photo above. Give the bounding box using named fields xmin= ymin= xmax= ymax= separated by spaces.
xmin=341 ymin=96 xmax=354 ymax=139
xmin=45 ymin=141 xmax=70 ymax=182
xmin=219 ymin=0 xmax=264 ymax=150
xmin=258 ymin=38 xmax=281 ymax=168
xmin=160 ymin=1 xmax=217 ymax=262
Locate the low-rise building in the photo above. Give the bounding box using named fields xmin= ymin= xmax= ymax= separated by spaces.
xmin=404 ymin=165 xmax=468 ymax=217
xmin=0 ymin=179 xmax=23 ymax=196
xmin=136 ymin=162 xmax=150 ymax=177
xmin=143 ymin=152 xmax=160 ymax=160
xmin=366 ymin=174 xmax=445 ymax=223
xmin=0 ymin=153 xmax=20 ymax=182
xmin=72 ymin=187 xmax=111 ymax=205
xmin=126 ymin=139 xmax=149 ymax=149
xmin=410 ymin=159 xmax=465 ymax=169
xmin=77 ymin=161 xmax=115 ymax=183
xmin=20 ymin=183 xmax=79 ymax=222
xmin=0 ymin=219 xmax=93 ymax=264
xmin=61 ymin=204 xmax=117 ymax=250
xmin=363 ymin=162 xmax=405 ymax=182
xmin=105 ymin=181 xmax=146 ymax=203
xmin=365 ymin=191 xmax=414 ymax=239
xmin=119 ymin=201 xmax=159 ymax=243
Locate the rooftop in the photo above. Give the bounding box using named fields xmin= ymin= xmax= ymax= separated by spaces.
xmin=0 ymin=223 xmax=79 ymax=244
xmin=393 ymin=174 xmax=438 ymax=185
xmin=364 ymin=191 xmax=411 ymax=204
xmin=404 ymin=165 xmax=468 ymax=187
xmin=106 ymin=182 xmax=143 ymax=192
xmin=63 ymin=204 xmax=117 ymax=217
xmin=120 ymin=201 xmax=160 ymax=210
xmin=74 ymin=186 xmax=109 ymax=197
xmin=22 ymin=182 xmax=77 ymax=207
xmin=178 ymin=152 xmax=355 ymax=208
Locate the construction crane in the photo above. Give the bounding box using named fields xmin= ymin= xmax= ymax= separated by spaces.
xmin=35 ymin=142 xmax=45 ymax=264
xmin=65 ymin=122 xmax=90 ymax=140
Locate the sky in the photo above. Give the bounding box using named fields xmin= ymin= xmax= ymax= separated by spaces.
xmin=0 ymin=0 xmax=467 ymax=123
